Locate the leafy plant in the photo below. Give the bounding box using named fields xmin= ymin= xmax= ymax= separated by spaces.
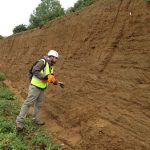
xmin=66 ymin=0 xmax=93 ymax=13
xmin=13 ymin=24 xmax=27 ymax=34
xmin=0 ymin=72 xmax=6 ymax=81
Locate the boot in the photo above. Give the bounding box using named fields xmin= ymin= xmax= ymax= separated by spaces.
xmin=16 ymin=121 xmax=24 ymax=130
xmin=32 ymin=119 xmax=45 ymax=125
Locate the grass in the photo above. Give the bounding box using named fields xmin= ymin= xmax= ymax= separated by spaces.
xmin=32 ymin=132 xmax=61 ymax=150
xmin=0 ymin=86 xmax=16 ymax=100
xmin=0 ymin=81 xmax=62 ymax=150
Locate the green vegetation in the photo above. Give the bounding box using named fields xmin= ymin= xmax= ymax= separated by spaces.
xmin=0 ymin=86 xmax=16 ymax=100
xmin=145 ymin=0 xmax=150 ymax=2
xmin=0 ymin=72 xmax=6 ymax=81
xmin=13 ymin=24 xmax=27 ymax=34
xmin=0 ymin=81 xmax=61 ymax=150
xmin=28 ymin=0 xmax=65 ymax=29
xmin=12 ymin=0 xmax=94 ymax=33
xmin=0 ymin=35 xmax=4 ymax=40
xmin=0 ymin=132 xmax=28 ymax=150
xmin=32 ymin=132 xmax=61 ymax=150
xmin=66 ymin=0 xmax=94 ymax=13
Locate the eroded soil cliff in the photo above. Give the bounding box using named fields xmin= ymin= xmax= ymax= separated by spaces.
xmin=0 ymin=0 xmax=150 ymax=149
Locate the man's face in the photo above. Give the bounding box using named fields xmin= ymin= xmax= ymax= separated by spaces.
xmin=51 ymin=56 xmax=58 ymax=64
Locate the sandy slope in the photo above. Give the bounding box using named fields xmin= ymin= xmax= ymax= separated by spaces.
xmin=0 ymin=0 xmax=150 ymax=149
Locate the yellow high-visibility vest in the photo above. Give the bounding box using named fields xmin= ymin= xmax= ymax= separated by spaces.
xmin=31 ymin=59 xmax=54 ymax=89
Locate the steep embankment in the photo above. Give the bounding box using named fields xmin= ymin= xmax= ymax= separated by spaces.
xmin=0 ymin=0 xmax=150 ymax=149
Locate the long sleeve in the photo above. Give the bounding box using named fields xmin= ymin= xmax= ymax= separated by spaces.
xmin=32 ymin=60 xmax=47 ymax=80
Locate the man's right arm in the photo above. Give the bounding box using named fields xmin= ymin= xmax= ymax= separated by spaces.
xmin=32 ymin=60 xmax=47 ymax=80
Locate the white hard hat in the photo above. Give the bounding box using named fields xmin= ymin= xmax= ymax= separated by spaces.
xmin=48 ymin=50 xmax=59 ymax=58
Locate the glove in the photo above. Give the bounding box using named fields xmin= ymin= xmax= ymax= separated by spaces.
xmin=48 ymin=75 xmax=56 ymax=83
xmin=58 ymin=82 xmax=64 ymax=88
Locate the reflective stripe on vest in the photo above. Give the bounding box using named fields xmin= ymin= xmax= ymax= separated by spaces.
xmin=31 ymin=59 xmax=54 ymax=89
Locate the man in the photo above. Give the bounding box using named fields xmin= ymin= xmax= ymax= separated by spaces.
xmin=16 ymin=50 xmax=64 ymax=130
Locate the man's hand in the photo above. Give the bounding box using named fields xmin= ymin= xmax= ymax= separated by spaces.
xmin=58 ymin=82 xmax=64 ymax=88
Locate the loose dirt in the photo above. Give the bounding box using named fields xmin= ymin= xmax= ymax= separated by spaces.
xmin=0 ymin=0 xmax=150 ymax=149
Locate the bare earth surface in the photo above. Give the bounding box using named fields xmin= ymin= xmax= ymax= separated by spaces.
xmin=0 ymin=0 xmax=150 ymax=149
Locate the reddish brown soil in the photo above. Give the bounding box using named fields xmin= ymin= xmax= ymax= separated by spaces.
xmin=0 ymin=0 xmax=150 ymax=149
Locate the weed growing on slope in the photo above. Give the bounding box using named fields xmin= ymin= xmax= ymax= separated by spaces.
xmin=32 ymin=132 xmax=61 ymax=150
xmin=0 ymin=86 xmax=16 ymax=100
xmin=0 ymin=99 xmax=20 ymax=116
xmin=0 ymin=119 xmax=15 ymax=133
xmin=0 ymin=133 xmax=28 ymax=150
xmin=0 ymin=72 xmax=6 ymax=81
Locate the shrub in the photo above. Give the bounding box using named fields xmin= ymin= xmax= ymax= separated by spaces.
xmin=66 ymin=0 xmax=93 ymax=13
xmin=0 ymin=72 xmax=6 ymax=81
xmin=0 ymin=35 xmax=4 ymax=40
xmin=13 ymin=24 xmax=27 ymax=34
